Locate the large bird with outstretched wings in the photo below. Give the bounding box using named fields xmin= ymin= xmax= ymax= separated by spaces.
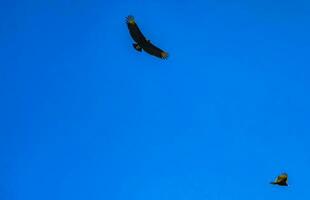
xmin=270 ymin=173 xmax=288 ymax=186
xmin=126 ymin=15 xmax=168 ymax=59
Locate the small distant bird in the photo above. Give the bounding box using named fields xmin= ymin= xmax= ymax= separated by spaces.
xmin=270 ymin=173 xmax=288 ymax=186
xmin=126 ymin=15 xmax=169 ymax=59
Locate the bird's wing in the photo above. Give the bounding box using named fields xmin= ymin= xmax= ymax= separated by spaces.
xmin=126 ymin=16 xmax=147 ymax=44
xmin=142 ymin=41 xmax=169 ymax=59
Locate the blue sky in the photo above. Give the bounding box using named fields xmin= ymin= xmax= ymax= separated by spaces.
xmin=1 ymin=0 xmax=310 ymax=199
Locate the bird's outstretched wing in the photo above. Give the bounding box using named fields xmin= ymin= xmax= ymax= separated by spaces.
xmin=126 ymin=16 xmax=147 ymax=44
xmin=143 ymin=41 xmax=169 ymax=59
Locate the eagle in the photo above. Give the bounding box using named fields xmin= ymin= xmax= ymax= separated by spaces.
xmin=126 ymin=15 xmax=169 ymax=59
xmin=270 ymin=173 xmax=288 ymax=186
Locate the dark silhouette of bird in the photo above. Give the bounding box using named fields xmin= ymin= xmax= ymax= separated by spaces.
xmin=126 ymin=15 xmax=168 ymax=59
xmin=270 ymin=173 xmax=288 ymax=186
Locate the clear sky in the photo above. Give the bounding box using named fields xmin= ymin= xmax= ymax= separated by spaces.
xmin=1 ymin=0 xmax=310 ymax=199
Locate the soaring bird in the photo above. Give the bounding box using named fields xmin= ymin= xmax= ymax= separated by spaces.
xmin=126 ymin=15 xmax=168 ymax=59
xmin=270 ymin=173 xmax=288 ymax=186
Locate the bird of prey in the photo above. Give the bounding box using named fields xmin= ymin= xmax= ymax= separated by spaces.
xmin=270 ymin=173 xmax=288 ymax=186
xmin=126 ymin=15 xmax=169 ymax=59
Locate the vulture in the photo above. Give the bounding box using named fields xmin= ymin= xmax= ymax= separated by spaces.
xmin=270 ymin=173 xmax=288 ymax=186
xmin=126 ymin=15 xmax=168 ymax=59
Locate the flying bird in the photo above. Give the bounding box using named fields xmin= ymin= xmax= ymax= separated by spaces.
xmin=270 ymin=173 xmax=288 ymax=186
xmin=126 ymin=15 xmax=168 ymax=59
